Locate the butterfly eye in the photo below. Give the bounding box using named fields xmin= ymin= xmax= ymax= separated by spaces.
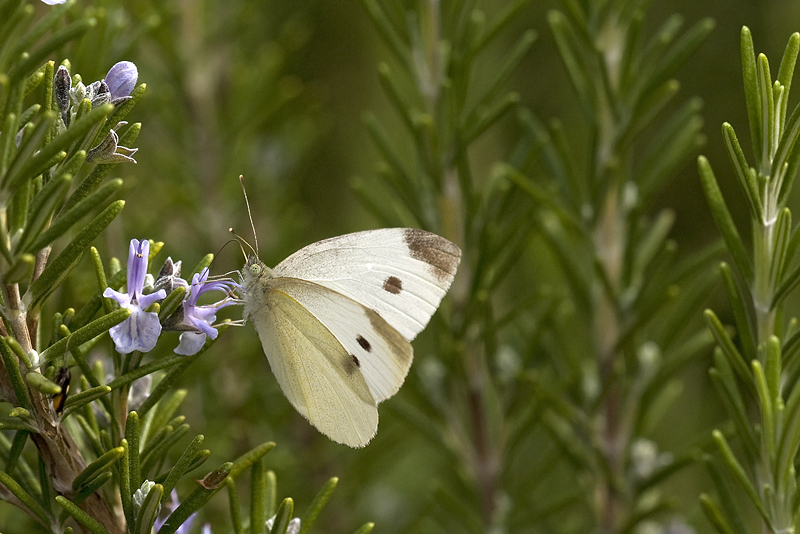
xmin=249 ymin=263 xmax=262 ymax=275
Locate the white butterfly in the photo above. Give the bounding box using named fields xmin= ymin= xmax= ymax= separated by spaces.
xmin=241 ymin=228 xmax=461 ymax=447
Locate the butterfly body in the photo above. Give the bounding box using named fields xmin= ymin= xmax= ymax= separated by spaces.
xmin=242 ymin=228 xmax=460 ymax=447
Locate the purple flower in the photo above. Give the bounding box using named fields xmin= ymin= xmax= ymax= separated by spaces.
xmin=173 ymin=269 xmax=238 ymax=356
xmin=40 ymin=0 xmax=66 ymax=4
xmin=103 ymin=239 xmax=166 ymax=354
xmin=104 ymin=61 xmax=138 ymax=104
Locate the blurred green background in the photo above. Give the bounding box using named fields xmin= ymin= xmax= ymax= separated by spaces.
xmin=9 ymin=0 xmax=800 ymax=532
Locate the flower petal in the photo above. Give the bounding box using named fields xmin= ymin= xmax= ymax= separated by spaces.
xmin=105 ymin=61 xmax=138 ymax=101
xmin=103 ymin=287 xmax=131 ymax=308
xmin=186 ymin=271 xmax=207 ymax=305
xmin=186 ymin=309 xmax=218 ymax=339
xmin=109 ymin=309 xmax=162 ymax=354
xmin=174 ymin=332 xmax=206 ymax=356
xmin=137 ymin=289 xmax=166 ymax=310
xmin=128 ymin=239 xmax=149 ymax=297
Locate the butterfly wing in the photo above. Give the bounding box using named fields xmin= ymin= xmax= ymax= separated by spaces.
xmin=269 ymin=277 xmax=413 ymax=403
xmin=273 ymin=228 xmax=461 ymax=341
xmin=249 ymin=277 xmax=378 ymax=447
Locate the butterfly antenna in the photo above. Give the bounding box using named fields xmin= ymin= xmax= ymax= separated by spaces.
xmin=239 ymin=175 xmax=259 ymax=256
xmin=228 ymin=228 xmax=256 ymax=259
xmin=207 ymin=238 xmax=245 ymax=273
xmin=218 ymin=237 xmax=245 ymax=261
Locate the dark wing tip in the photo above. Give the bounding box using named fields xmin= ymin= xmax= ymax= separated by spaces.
xmin=402 ymin=228 xmax=461 ymax=284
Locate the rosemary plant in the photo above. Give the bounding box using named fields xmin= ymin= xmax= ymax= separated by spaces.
xmin=356 ymin=0 xmax=716 ymax=533
xmin=700 ymin=27 xmax=800 ymax=534
xmin=6 ymin=1 xmax=800 ymax=534
xmin=505 ymin=2 xmax=719 ymax=534
xmin=0 ymin=2 xmax=358 ymax=533
xmin=355 ymin=0 xmax=538 ymax=530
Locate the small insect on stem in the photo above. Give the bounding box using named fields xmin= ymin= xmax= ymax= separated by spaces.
xmin=51 ymin=367 xmax=71 ymax=415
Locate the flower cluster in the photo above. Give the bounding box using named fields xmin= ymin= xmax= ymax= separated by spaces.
xmin=104 ymin=238 xmax=238 ymax=355
xmin=54 ymin=61 xmax=139 ymax=163
xmin=172 ymin=269 xmax=239 ymax=355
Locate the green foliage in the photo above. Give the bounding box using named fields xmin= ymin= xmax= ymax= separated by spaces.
xmin=356 ymin=0 xmax=544 ymax=530
xmin=700 ymin=27 xmax=800 ymax=534
xmin=0 ymin=2 xmax=344 ymax=533
xmin=2 ymin=0 xmax=799 ymax=533
xmin=509 ymin=6 xmax=721 ymax=533
xmin=353 ymin=0 xmax=717 ymax=532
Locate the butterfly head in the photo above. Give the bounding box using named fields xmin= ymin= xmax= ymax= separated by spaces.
xmin=241 ymin=256 xmax=274 ymax=289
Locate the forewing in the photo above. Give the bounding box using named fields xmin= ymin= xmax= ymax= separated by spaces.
xmin=273 ymin=228 xmax=461 ymax=341
xmin=250 ymin=280 xmax=378 ymax=447
xmin=271 ymin=277 xmax=412 ymax=403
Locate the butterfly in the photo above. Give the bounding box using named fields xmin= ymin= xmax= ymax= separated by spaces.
xmin=241 ymin=228 xmax=461 ymax=447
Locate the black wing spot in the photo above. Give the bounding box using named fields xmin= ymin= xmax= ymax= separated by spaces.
xmin=383 ymin=276 xmax=403 ymax=294
xmin=351 ymin=354 xmax=361 ymax=367
xmin=356 ymin=335 xmax=372 ymax=352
